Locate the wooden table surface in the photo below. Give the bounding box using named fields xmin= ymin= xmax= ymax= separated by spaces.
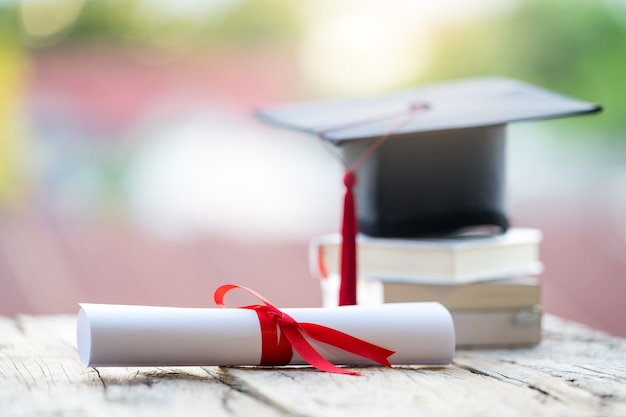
xmin=1 ymin=314 xmax=624 ymax=417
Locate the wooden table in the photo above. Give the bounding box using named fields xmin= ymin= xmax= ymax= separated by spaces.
xmin=1 ymin=314 xmax=624 ymax=416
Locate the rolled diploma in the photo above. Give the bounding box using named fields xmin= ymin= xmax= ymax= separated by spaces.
xmin=77 ymin=302 xmax=455 ymax=367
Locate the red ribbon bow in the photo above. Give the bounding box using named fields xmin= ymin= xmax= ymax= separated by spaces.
xmin=214 ymin=284 xmax=395 ymax=375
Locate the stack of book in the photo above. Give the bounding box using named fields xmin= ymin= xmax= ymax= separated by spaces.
xmin=309 ymin=228 xmax=544 ymax=348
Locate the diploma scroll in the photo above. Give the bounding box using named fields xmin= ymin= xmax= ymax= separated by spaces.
xmin=77 ymin=302 xmax=455 ymax=368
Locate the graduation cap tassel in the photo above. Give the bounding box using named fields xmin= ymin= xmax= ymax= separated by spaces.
xmin=339 ymin=170 xmax=358 ymax=306
xmin=317 ymin=104 xmax=429 ymax=306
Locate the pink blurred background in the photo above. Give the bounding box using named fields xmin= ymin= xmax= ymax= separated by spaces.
xmin=0 ymin=0 xmax=624 ymax=337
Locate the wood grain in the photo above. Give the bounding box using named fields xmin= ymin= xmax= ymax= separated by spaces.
xmin=0 ymin=314 xmax=624 ymax=416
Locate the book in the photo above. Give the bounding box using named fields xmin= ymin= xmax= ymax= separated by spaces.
xmin=318 ymin=274 xmax=542 ymax=347
xmin=451 ymin=307 xmax=542 ymax=348
xmin=319 ymin=274 xmax=540 ymax=309
xmin=310 ymin=228 xmax=543 ymax=284
xmin=386 ymin=281 xmax=542 ymax=347
xmin=382 ymin=277 xmax=541 ymax=310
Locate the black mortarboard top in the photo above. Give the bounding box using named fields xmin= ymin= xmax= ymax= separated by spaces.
xmin=256 ymin=76 xmax=601 ymax=238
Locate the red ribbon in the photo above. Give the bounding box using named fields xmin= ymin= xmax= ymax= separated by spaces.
xmin=214 ymin=284 xmax=395 ymax=375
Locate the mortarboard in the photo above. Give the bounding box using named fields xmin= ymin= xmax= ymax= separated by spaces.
xmin=256 ymin=76 xmax=601 ymax=305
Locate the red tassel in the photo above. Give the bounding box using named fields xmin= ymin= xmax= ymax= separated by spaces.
xmin=339 ymin=171 xmax=357 ymax=306
xmin=316 ymin=104 xmax=427 ymax=307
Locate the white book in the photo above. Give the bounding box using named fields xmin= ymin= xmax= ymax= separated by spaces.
xmin=310 ymin=228 xmax=543 ymax=284
xmin=451 ymin=307 xmax=542 ymax=348
xmin=318 ymin=275 xmax=542 ymax=348
xmin=382 ymin=277 xmax=541 ymax=310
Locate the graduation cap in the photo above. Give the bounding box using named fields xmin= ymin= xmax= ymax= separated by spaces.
xmin=256 ymin=76 xmax=601 ymax=305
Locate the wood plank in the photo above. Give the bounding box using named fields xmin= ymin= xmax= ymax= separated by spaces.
xmin=213 ymin=363 xmax=581 ymax=417
xmin=0 ymin=316 xmax=284 ymax=417
xmin=455 ymin=316 xmax=626 ymax=409
xmin=0 ymin=314 xmax=624 ymax=417
xmin=207 ymin=315 xmax=626 ymax=417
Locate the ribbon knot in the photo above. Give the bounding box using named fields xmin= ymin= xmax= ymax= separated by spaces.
xmin=214 ymin=284 xmax=395 ymax=375
xmin=273 ymin=311 xmax=297 ymax=327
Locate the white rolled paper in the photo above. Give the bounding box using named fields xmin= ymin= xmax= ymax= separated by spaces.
xmin=77 ymin=302 xmax=455 ymax=367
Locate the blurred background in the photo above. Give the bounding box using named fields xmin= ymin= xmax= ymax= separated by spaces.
xmin=0 ymin=0 xmax=624 ymax=335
